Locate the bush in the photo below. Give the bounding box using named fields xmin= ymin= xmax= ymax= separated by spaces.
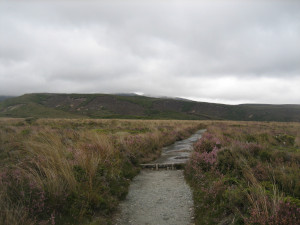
xmin=274 ymin=134 xmax=295 ymax=146
xmin=217 ymin=149 xmax=242 ymax=177
xmin=194 ymin=132 xmax=221 ymax=153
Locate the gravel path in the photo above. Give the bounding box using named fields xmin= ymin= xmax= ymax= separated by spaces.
xmin=113 ymin=130 xmax=205 ymax=225
xmin=113 ymin=170 xmax=194 ymax=225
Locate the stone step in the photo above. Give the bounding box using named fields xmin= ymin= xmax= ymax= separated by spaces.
xmin=140 ymin=162 xmax=185 ymax=170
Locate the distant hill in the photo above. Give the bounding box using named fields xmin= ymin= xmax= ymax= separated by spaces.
xmin=0 ymin=96 xmax=15 ymax=102
xmin=0 ymin=93 xmax=300 ymax=121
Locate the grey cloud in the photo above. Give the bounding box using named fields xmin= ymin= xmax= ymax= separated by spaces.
xmin=0 ymin=0 xmax=300 ymax=104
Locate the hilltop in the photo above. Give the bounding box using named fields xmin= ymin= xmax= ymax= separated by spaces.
xmin=0 ymin=93 xmax=300 ymax=121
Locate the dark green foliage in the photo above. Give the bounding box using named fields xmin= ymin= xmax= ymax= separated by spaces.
xmin=259 ymin=150 xmax=271 ymax=162
xmin=73 ymin=165 xmax=87 ymax=182
xmin=182 ymin=101 xmax=196 ymax=112
xmin=274 ymin=134 xmax=295 ymax=146
xmin=245 ymin=134 xmax=257 ymax=143
xmin=115 ymin=95 xmax=156 ymax=108
xmin=217 ymin=149 xmax=242 ymax=177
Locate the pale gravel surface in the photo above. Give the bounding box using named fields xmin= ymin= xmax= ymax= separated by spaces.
xmin=113 ymin=130 xmax=205 ymax=225
xmin=113 ymin=170 xmax=194 ymax=225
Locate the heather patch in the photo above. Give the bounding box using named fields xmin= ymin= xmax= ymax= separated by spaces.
xmin=185 ymin=121 xmax=300 ymax=224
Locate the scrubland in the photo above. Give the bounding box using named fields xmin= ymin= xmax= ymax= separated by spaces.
xmin=186 ymin=121 xmax=300 ymax=224
xmin=0 ymin=118 xmax=202 ymax=225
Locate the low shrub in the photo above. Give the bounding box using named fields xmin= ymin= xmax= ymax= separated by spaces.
xmin=185 ymin=121 xmax=300 ymax=225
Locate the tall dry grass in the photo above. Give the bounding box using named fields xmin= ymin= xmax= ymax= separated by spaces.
xmin=0 ymin=118 xmax=204 ymax=224
xmin=26 ymin=131 xmax=78 ymax=197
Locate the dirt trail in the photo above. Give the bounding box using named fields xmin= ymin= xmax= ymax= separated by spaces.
xmin=113 ymin=130 xmax=205 ymax=225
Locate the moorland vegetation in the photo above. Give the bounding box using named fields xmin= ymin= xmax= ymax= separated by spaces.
xmin=0 ymin=118 xmax=202 ymax=224
xmin=1 ymin=93 xmax=300 ymax=121
xmin=186 ymin=121 xmax=300 ymax=224
xmin=1 ymin=118 xmax=299 ymax=225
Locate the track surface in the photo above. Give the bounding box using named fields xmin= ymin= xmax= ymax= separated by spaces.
xmin=113 ymin=130 xmax=205 ymax=225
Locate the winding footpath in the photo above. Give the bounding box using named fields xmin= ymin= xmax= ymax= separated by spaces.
xmin=113 ymin=130 xmax=205 ymax=225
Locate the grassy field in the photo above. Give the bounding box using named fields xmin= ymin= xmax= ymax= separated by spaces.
xmin=0 ymin=118 xmax=203 ymax=225
xmin=185 ymin=121 xmax=300 ymax=224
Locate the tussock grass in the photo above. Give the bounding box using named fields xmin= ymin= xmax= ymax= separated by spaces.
xmin=0 ymin=118 xmax=204 ymax=224
xmin=25 ymin=131 xmax=78 ymax=198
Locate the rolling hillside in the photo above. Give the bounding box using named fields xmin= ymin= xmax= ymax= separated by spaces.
xmin=0 ymin=93 xmax=300 ymax=121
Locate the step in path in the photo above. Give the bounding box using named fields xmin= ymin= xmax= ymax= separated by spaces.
xmin=113 ymin=129 xmax=205 ymax=225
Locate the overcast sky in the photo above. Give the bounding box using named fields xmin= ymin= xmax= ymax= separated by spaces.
xmin=0 ymin=0 xmax=300 ymax=104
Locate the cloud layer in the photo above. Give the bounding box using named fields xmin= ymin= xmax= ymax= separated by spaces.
xmin=1 ymin=0 xmax=300 ymax=104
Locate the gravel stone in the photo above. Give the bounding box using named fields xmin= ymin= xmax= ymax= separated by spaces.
xmin=113 ymin=170 xmax=194 ymax=225
xmin=113 ymin=130 xmax=205 ymax=225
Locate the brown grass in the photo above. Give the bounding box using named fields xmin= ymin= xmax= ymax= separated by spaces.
xmin=0 ymin=118 xmax=204 ymax=224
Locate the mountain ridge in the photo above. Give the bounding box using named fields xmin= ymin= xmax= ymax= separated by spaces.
xmin=0 ymin=93 xmax=299 ymax=122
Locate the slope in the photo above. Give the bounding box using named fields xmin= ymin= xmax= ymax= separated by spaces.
xmin=0 ymin=93 xmax=300 ymax=122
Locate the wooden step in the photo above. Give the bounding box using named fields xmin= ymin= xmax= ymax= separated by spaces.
xmin=140 ymin=162 xmax=185 ymax=170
